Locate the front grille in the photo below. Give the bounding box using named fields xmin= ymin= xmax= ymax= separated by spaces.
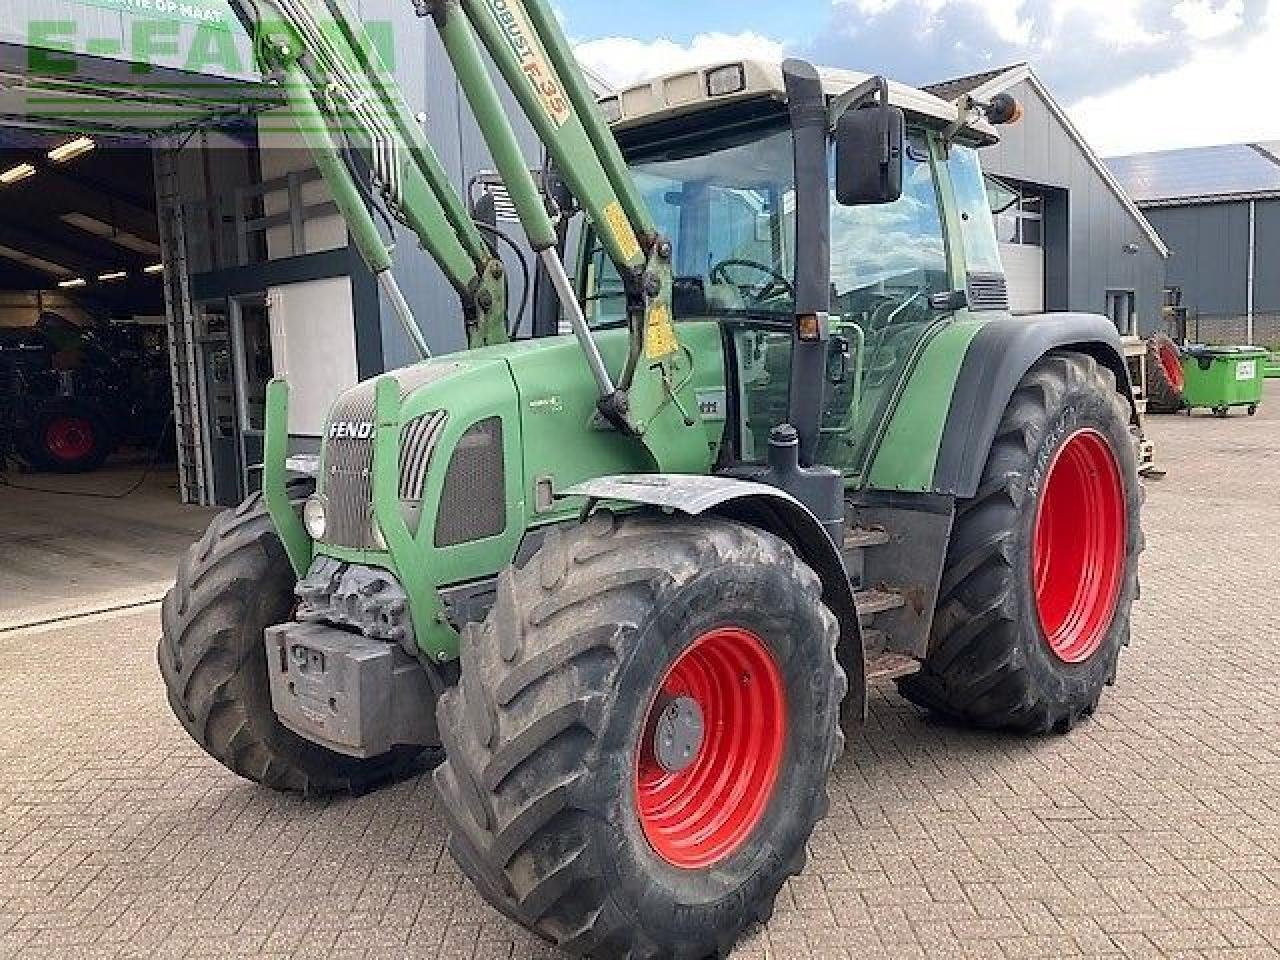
xmin=320 ymin=363 xmax=458 ymax=549
xmin=435 ymin=417 xmax=505 ymax=547
xmin=399 ymin=412 xmax=448 ymax=502
xmin=967 ymin=271 xmax=1010 ymax=312
xmin=321 ymin=387 xmax=378 ymax=549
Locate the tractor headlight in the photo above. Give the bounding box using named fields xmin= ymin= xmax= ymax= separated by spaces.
xmin=303 ymin=494 xmax=328 ymax=540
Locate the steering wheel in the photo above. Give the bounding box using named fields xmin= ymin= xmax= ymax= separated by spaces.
xmin=709 ymin=258 xmax=795 ymax=305
xmin=866 ymin=290 xmax=928 ymax=333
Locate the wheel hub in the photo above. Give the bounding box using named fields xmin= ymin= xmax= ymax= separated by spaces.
xmin=1032 ymin=428 xmax=1127 ymax=663
xmin=652 ymin=696 xmax=704 ymax=775
xmin=46 ymin=416 xmax=94 ymax=462
xmin=635 ymin=626 xmax=787 ymax=870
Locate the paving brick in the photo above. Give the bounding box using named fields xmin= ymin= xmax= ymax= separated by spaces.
xmin=5 ymin=387 xmax=1280 ymax=958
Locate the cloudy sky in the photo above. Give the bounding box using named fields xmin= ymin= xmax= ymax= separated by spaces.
xmin=561 ymin=0 xmax=1276 ymax=158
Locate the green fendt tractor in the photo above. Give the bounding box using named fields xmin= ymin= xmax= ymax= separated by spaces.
xmin=159 ymin=1 xmax=1144 ymax=956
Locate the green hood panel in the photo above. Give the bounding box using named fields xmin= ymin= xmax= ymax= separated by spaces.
xmin=304 ymin=322 xmax=726 ymax=660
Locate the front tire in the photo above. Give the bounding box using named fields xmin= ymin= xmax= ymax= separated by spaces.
xmin=434 ymin=511 xmax=845 ymax=959
xmin=158 ymin=484 xmax=420 ymax=795
xmin=899 ymin=352 xmax=1143 ymax=733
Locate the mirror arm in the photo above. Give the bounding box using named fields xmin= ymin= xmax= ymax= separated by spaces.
xmin=940 ymin=95 xmax=983 ymax=150
xmin=942 ymin=92 xmax=1020 ymax=148
xmin=827 ymin=74 xmax=890 ymax=132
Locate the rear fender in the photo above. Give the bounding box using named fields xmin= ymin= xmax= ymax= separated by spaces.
xmin=561 ymin=474 xmax=866 ymax=721
xmin=932 ymin=313 xmax=1137 ymax=498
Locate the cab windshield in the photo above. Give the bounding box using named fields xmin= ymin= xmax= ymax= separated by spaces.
xmin=583 ymin=126 xmax=797 ymax=326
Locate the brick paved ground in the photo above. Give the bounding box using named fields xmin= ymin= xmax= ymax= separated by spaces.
xmin=3 ymin=384 xmax=1280 ymax=960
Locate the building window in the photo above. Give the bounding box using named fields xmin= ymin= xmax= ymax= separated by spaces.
xmin=987 ymin=177 xmax=1043 ymax=247
xmin=1106 ymin=290 xmax=1136 ymax=336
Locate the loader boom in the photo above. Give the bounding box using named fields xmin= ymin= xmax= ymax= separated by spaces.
xmin=231 ymin=0 xmax=705 ymax=470
xmin=235 ymin=0 xmax=509 ymax=351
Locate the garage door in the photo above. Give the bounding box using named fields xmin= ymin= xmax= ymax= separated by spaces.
xmin=1000 ymin=242 xmax=1045 ymax=314
xmin=992 ymin=183 xmax=1045 ymax=314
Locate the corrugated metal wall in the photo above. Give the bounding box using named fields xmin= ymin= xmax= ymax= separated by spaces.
xmin=978 ymin=79 xmax=1167 ymax=335
xmin=1145 ymin=198 xmax=1280 ymax=346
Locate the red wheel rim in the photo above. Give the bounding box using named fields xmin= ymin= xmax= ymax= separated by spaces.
xmin=44 ymin=416 xmax=95 ymax=463
xmin=1032 ymin=429 xmax=1127 ymax=663
xmin=1158 ymin=342 xmax=1185 ymax=392
xmin=635 ymin=626 xmax=787 ymax=869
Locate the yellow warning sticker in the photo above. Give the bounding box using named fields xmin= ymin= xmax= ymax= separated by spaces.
xmin=604 ymin=201 xmax=642 ymax=264
xmin=645 ymin=301 xmax=678 ymax=359
xmin=485 ymin=0 xmax=572 ymax=129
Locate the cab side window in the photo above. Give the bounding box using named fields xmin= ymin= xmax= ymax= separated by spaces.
xmin=829 ymin=131 xmax=949 ymax=321
xmin=946 ymin=145 xmax=1003 ymax=276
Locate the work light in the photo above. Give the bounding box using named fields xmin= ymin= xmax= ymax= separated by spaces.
xmin=706 ymin=64 xmax=746 ymax=97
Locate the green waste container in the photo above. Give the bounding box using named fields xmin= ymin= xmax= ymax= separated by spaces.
xmin=1180 ymin=345 xmax=1268 ymax=417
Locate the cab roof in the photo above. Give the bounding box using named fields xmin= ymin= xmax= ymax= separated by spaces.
xmin=601 ymin=59 xmax=998 ymax=145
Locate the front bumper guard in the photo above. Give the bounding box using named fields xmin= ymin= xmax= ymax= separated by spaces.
xmin=261 ymin=376 xmax=460 ymax=663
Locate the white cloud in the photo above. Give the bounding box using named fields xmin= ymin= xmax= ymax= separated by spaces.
xmin=834 ymin=0 xmax=1165 ymax=49
xmin=1032 ymin=0 xmax=1166 ymax=48
xmin=574 ymin=32 xmax=787 ymax=89
xmin=1172 ymin=0 xmax=1245 ymax=40
xmin=1069 ymin=3 xmax=1278 ymax=156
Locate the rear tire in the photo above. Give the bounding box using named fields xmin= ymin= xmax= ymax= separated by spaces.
xmin=434 ymin=511 xmax=846 ymax=959
xmin=158 ymin=483 xmax=422 ymax=795
xmin=1145 ymin=332 xmax=1186 ymax=413
xmin=899 ymin=352 xmax=1143 ymax=733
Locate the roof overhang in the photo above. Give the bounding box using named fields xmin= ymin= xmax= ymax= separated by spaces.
xmin=940 ymin=63 xmax=1170 ymax=259
xmin=1138 ymin=190 xmax=1280 ymax=209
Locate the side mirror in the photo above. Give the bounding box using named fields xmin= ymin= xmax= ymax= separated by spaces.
xmin=835 ymin=104 xmax=904 ymax=206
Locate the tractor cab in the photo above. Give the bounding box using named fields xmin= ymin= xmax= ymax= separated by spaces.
xmin=577 ymin=60 xmax=1011 ymax=478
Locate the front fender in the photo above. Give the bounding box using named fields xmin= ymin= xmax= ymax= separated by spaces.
xmin=562 ymin=474 xmax=867 ymax=722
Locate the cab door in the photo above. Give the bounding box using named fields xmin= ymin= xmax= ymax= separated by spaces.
xmin=818 ymin=128 xmax=954 ymax=478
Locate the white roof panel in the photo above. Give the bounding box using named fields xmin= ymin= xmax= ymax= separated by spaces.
xmin=606 ymin=59 xmax=997 ymax=143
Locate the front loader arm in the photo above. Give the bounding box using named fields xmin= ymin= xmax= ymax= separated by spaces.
xmin=230 ymin=0 xmax=509 ymax=351
xmin=423 ymin=0 xmax=707 ymax=473
xmin=236 ymin=0 xmax=707 ymax=472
